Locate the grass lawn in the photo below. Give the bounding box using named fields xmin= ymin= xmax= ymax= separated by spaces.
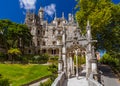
xmin=0 ymin=64 xmax=51 ymax=86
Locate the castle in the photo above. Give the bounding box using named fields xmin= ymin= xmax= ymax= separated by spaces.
xmin=24 ymin=7 xmax=86 ymax=55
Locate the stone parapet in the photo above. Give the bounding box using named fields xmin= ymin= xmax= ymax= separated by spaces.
xmin=51 ymin=72 xmax=65 ymax=86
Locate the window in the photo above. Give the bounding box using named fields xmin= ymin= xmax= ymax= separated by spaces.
xmin=43 ymin=31 xmax=45 ymax=35
xmin=38 ymin=30 xmax=40 ymax=35
xmin=53 ymin=30 xmax=55 ymax=35
xmin=37 ymin=41 xmax=40 ymax=46
xmin=43 ymin=49 xmax=46 ymax=53
xmin=53 ymin=41 xmax=56 ymax=45
xmin=43 ymin=41 xmax=46 ymax=46
xmin=58 ymin=21 xmax=60 ymax=25
xmin=58 ymin=30 xmax=61 ymax=34
xmin=38 ymin=50 xmax=40 ymax=54
xmin=28 ymin=50 xmax=31 ymax=54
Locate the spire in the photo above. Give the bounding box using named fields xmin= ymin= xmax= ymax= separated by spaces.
xmin=54 ymin=11 xmax=57 ymax=20
xmin=86 ymin=20 xmax=91 ymax=31
xmin=62 ymin=12 xmax=64 ymax=19
xmin=87 ymin=20 xmax=90 ymax=27
xmin=77 ymin=22 xmax=79 ymax=28
xmin=39 ymin=3 xmax=43 ymax=12
xmin=39 ymin=7 xmax=44 ymax=12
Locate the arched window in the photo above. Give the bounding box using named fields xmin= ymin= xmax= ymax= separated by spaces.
xmin=37 ymin=41 xmax=40 ymax=46
xmin=28 ymin=50 xmax=31 ymax=54
xmin=43 ymin=31 xmax=45 ymax=35
xmin=38 ymin=50 xmax=40 ymax=54
xmin=43 ymin=41 xmax=46 ymax=46
xmin=58 ymin=30 xmax=61 ymax=34
xmin=53 ymin=30 xmax=55 ymax=35
xmin=38 ymin=30 xmax=40 ymax=35
xmin=53 ymin=41 xmax=56 ymax=45
xmin=42 ymin=49 xmax=46 ymax=53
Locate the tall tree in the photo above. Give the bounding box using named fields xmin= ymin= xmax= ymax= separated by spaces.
xmin=0 ymin=20 xmax=32 ymax=54
xmin=76 ymin=0 xmax=120 ymax=53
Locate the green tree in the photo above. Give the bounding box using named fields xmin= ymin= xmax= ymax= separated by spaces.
xmin=0 ymin=20 xmax=32 ymax=54
xmin=76 ymin=0 xmax=120 ymax=53
xmin=8 ymin=48 xmax=21 ymax=62
xmin=0 ymin=20 xmax=12 ymax=50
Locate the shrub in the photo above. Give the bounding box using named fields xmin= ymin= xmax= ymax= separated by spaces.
xmin=37 ymin=54 xmax=49 ymax=64
xmin=0 ymin=74 xmax=10 ymax=86
xmin=40 ymin=79 xmax=52 ymax=86
xmin=0 ymin=78 xmax=10 ymax=86
xmin=40 ymin=64 xmax=58 ymax=86
xmin=100 ymin=53 xmax=120 ymax=67
xmin=0 ymin=52 xmax=6 ymax=62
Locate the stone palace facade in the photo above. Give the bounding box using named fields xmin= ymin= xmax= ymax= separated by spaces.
xmin=24 ymin=7 xmax=84 ymax=56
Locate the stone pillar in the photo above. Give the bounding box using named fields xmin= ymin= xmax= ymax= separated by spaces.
xmin=62 ymin=26 xmax=67 ymax=74
xmin=67 ymin=56 xmax=70 ymax=78
xmin=69 ymin=54 xmax=73 ymax=75
xmin=58 ymin=47 xmax=63 ymax=75
xmin=91 ymin=46 xmax=97 ymax=74
xmin=86 ymin=50 xmax=92 ymax=79
xmin=72 ymin=56 xmax=75 ymax=75
xmin=75 ymin=50 xmax=79 ymax=77
xmin=86 ymin=20 xmax=92 ymax=78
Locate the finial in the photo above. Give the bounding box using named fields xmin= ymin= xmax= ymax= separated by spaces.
xmin=54 ymin=11 xmax=57 ymax=20
xmin=77 ymin=22 xmax=79 ymax=28
xmin=87 ymin=20 xmax=90 ymax=26
xmin=62 ymin=12 xmax=64 ymax=19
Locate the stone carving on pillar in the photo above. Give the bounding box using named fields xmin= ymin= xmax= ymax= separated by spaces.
xmin=62 ymin=24 xmax=67 ymax=76
xmin=86 ymin=20 xmax=97 ymax=79
xmin=58 ymin=47 xmax=63 ymax=75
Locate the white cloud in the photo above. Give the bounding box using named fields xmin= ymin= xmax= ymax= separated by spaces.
xmin=19 ymin=0 xmax=37 ymax=10
xmin=44 ymin=4 xmax=56 ymax=17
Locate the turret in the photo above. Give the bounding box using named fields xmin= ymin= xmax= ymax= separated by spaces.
xmin=68 ymin=13 xmax=74 ymax=23
xmin=68 ymin=13 xmax=72 ymax=22
xmin=86 ymin=20 xmax=91 ymax=41
xmin=38 ymin=7 xmax=44 ymax=24
xmin=62 ymin=12 xmax=65 ymax=19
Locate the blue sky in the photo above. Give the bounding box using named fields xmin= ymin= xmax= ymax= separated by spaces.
xmin=0 ymin=0 xmax=120 ymax=23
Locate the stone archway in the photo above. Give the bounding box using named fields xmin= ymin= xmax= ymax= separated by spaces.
xmin=42 ymin=49 xmax=47 ymax=54
xmin=48 ymin=48 xmax=53 ymax=55
xmin=66 ymin=44 xmax=86 ymax=78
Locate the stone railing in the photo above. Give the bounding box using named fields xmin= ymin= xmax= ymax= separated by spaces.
xmin=51 ymin=72 xmax=65 ymax=86
xmin=88 ymin=73 xmax=103 ymax=86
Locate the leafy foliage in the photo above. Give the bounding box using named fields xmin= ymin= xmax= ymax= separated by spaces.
xmin=40 ymin=64 xmax=58 ymax=86
xmin=40 ymin=79 xmax=52 ymax=86
xmin=0 ymin=74 xmax=10 ymax=86
xmin=100 ymin=53 xmax=120 ymax=68
xmin=8 ymin=48 xmax=21 ymax=55
xmin=0 ymin=19 xmax=32 ymax=54
xmin=76 ymin=0 xmax=120 ymax=53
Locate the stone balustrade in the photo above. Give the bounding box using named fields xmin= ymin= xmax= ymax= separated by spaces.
xmin=51 ymin=72 xmax=65 ymax=86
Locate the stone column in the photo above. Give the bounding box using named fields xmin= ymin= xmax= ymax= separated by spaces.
xmin=67 ymin=56 xmax=70 ymax=78
xmin=75 ymin=50 xmax=79 ymax=77
xmin=91 ymin=46 xmax=97 ymax=74
xmin=86 ymin=20 xmax=92 ymax=78
xmin=69 ymin=53 xmax=73 ymax=75
xmin=58 ymin=47 xmax=63 ymax=75
xmin=86 ymin=51 xmax=91 ymax=79
xmin=72 ymin=56 xmax=75 ymax=75
xmin=62 ymin=26 xmax=67 ymax=74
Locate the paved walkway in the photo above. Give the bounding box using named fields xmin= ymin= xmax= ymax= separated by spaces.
xmin=63 ymin=65 xmax=88 ymax=86
xmin=63 ymin=76 xmax=89 ymax=86
xmin=99 ymin=65 xmax=120 ymax=86
xmin=29 ymin=78 xmax=49 ymax=86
